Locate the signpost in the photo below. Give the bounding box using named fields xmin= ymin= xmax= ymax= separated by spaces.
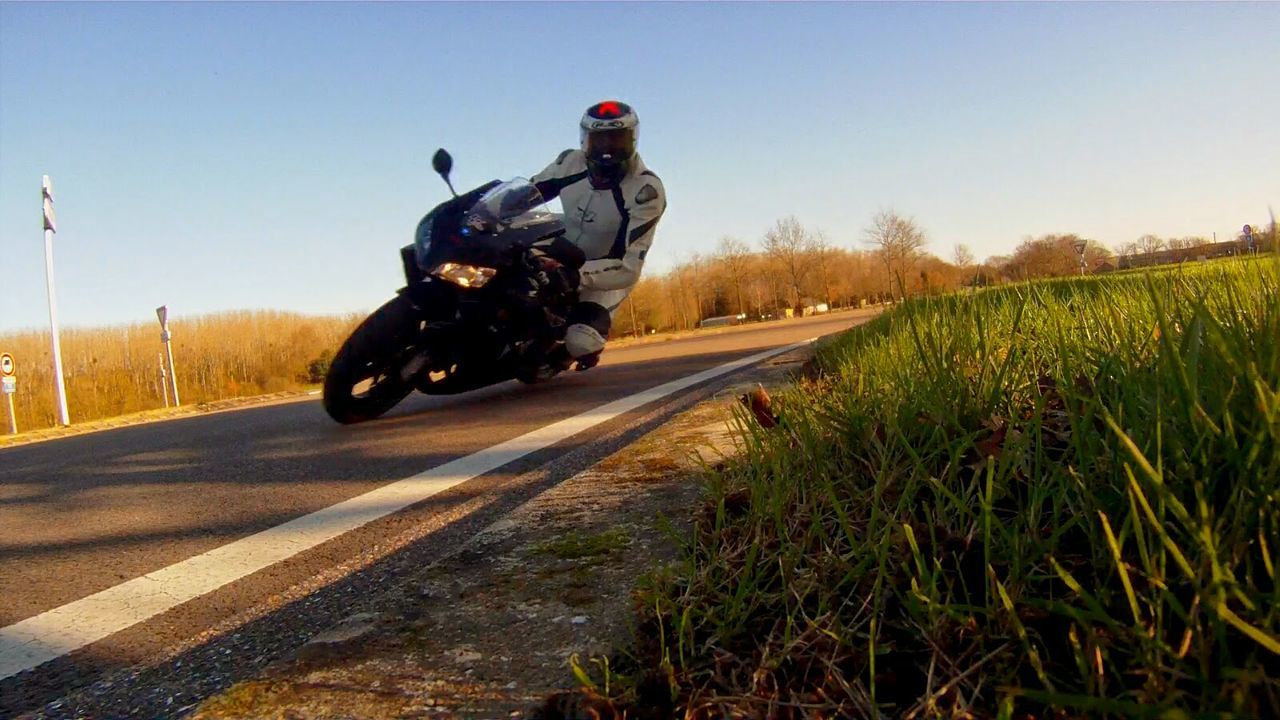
xmin=1 ymin=352 xmax=15 ymax=435
xmin=158 ymin=352 xmax=169 ymax=408
xmin=43 ymin=176 xmax=71 ymax=426
xmin=1072 ymin=239 xmax=1088 ymax=276
xmin=1243 ymin=224 xmax=1255 ymax=254
xmin=157 ymin=306 xmax=180 ymax=407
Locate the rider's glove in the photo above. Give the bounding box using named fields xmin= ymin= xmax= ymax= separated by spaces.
xmin=523 ymin=247 xmax=579 ymax=299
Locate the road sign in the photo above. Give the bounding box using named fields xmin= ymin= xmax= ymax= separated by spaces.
xmin=157 ymin=306 xmax=172 ymax=342
xmin=1243 ymin=224 xmax=1253 ymax=237
xmin=42 ymin=176 xmax=57 ymax=233
xmin=2 ymin=377 xmax=14 ymax=394
xmin=0 ymin=353 xmax=13 ymax=377
xmin=1072 ymin=239 xmax=1088 ymax=255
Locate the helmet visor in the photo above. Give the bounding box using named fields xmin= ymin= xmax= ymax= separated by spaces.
xmin=582 ymin=127 xmax=635 ymax=166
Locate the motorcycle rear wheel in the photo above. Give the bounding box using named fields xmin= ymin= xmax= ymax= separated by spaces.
xmin=323 ymin=295 xmax=423 ymax=424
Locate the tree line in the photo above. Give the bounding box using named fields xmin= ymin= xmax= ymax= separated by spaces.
xmin=613 ymin=210 xmax=955 ymax=336
xmin=610 ymin=213 xmax=1278 ymax=337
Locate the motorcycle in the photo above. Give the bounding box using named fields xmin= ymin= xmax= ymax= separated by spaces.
xmin=322 ymin=149 xmax=586 ymax=425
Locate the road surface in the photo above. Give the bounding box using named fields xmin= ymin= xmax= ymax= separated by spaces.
xmin=0 ymin=310 xmax=874 ymax=717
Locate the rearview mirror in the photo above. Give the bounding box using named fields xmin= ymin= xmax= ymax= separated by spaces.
xmin=432 ymin=148 xmax=457 ymax=198
xmin=432 ymin=148 xmax=453 ymax=178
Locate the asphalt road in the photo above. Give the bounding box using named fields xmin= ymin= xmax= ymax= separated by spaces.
xmin=0 ymin=310 xmax=873 ymax=717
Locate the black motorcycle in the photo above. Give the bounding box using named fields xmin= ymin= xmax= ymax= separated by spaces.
xmin=322 ymin=149 xmax=585 ymax=424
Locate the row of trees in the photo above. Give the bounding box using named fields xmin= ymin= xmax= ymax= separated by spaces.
xmin=610 ymin=215 xmax=1276 ymax=337
xmin=609 ymin=210 xmax=953 ymax=336
xmin=979 ymin=234 xmax=1111 ymax=283
xmin=1116 ymin=234 xmax=1213 ymax=257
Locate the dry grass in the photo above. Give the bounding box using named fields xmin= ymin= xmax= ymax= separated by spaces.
xmin=0 ymin=310 xmax=360 ymax=432
xmin=611 ymin=256 xmax=1280 ymax=719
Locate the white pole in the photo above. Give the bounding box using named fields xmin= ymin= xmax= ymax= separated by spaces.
xmin=44 ymin=227 xmax=70 ymax=425
xmin=159 ymin=352 xmax=170 ymax=408
xmin=42 ymin=175 xmax=70 ymax=426
xmin=165 ymin=338 xmax=180 ymax=407
xmin=5 ymin=394 xmax=15 ymax=435
xmin=156 ymin=306 xmax=180 ymax=407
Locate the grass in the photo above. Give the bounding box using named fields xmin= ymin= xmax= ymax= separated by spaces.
xmin=534 ymin=528 xmax=632 ymax=561
xmin=615 ymin=256 xmax=1280 ymax=718
xmin=188 ymin=680 xmax=295 ymax=718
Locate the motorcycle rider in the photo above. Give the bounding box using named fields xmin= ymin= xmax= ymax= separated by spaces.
xmin=527 ymin=100 xmax=666 ymax=372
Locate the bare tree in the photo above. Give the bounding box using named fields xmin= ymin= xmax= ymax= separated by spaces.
xmin=1137 ymin=234 xmax=1166 ymax=256
xmin=763 ymin=216 xmax=812 ymax=312
xmin=1116 ymin=241 xmax=1140 ymax=258
xmin=809 ymin=230 xmax=837 ymax=308
xmin=742 ymin=257 xmax=772 ymax=319
xmin=953 ymin=243 xmax=975 ymax=289
xmin=1166 ymin=236 xmax=1210 ymax=251
xmin=716 ymin=236 xmax=752 ymax=316
xmin=863 ymin=210 xmax=927 ymax=299
xmin=688 ymin=253 xmax=707 ymax=320
xmin=670 ymin=273 xmax=691 ymax=330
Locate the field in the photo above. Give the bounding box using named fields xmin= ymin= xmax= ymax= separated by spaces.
xmin=0 ymin=311 xmax=360 ymax=432
xmin=621 ymin=257 xmax=1279 ymax=718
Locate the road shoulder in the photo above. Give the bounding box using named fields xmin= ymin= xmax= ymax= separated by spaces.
xmin=0 ymin=390 xmax=321 ymax=450
xmin=185 ymin=346 xmax=814 ymax=720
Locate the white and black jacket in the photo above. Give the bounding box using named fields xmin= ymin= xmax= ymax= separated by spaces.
xmin=532 ymin=149 xmax=666 ymax=311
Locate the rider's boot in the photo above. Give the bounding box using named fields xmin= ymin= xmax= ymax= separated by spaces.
xmin=516 ymin=342 xmax=572 ymax=384
xmin=573 ymin=351 xmax=601 ymax=372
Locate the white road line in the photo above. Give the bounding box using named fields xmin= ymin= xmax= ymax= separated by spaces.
xmin=0 ymin=339 xmax=813 ymax=680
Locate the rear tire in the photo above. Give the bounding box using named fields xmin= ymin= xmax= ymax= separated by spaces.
xmin=323 ymin=295 xmax=422 ymax=424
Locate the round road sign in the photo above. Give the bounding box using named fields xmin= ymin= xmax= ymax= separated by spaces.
xmin=0 ymin=353 xmax=14 ymax=377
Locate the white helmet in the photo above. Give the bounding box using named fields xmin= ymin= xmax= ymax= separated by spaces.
xmin=579 ymin=100 xmax=638 ymax=184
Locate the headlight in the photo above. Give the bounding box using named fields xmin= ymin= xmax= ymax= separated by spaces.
xmin=433 ymin=262 xmax=497 ymax=288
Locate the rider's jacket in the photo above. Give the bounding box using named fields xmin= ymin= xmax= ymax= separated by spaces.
xmin=532 ymin=150 xmax=666 ymax=309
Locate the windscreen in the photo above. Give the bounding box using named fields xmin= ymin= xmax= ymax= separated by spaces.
xmin=466 ymin=179 xmax=552 ymax=229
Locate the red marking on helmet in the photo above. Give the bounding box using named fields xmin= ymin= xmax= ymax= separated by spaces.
xmin=595 ymin=101 xmax=622 ymax=118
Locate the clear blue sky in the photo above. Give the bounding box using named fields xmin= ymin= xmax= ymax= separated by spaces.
xmin=2 ymin=1 xmax=1276 ymax=331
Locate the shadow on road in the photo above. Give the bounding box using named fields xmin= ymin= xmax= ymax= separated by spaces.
xmin=0 ymin=366 xmax=729 ymax=718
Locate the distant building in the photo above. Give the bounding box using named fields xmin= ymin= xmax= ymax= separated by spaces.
xmin=1116 ymin=240 xmax=1256 ymax=271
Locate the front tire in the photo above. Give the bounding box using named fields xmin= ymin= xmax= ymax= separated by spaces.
xmin=323 ymin=295 xmax=422 ymax=424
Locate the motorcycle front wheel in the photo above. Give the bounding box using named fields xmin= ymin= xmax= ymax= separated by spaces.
xmin=322 ymin=295 xmax=424 ymax=424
